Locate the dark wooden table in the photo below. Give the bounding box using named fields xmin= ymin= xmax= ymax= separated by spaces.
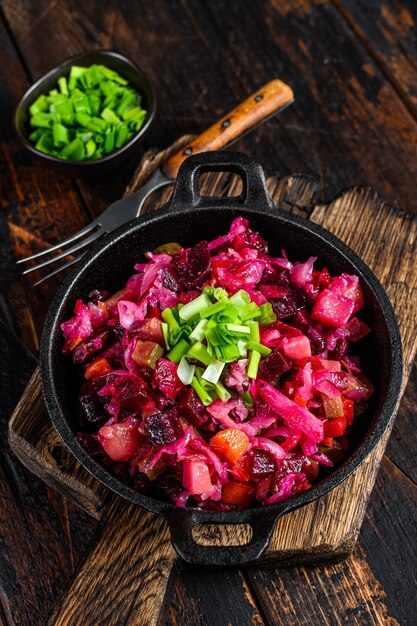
xmin=1 ymin=1 xmax=416 ymax=625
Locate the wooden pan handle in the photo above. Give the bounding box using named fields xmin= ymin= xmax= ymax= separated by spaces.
xmin=48 ymin=497 xmax=176 ymax=626
xmin=161 ymin=79 xmax=294 ymax=179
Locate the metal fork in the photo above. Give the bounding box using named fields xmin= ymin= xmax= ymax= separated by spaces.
xmin=16 ymin=169 xmax=170 ymax=285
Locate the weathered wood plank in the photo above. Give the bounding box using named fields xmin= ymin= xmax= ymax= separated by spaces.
xmin=333 ymin=0 xmax=417 ymax=117
xmin=4 ymin=0 xmax=417 ymax=214
xmin=0 ymin=319 xmax=99 ymax=626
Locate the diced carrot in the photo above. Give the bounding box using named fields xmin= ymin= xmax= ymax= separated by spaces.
xmin=221 ymin=481 xmax=255 ymax=507
xmin=85 ymin=357 xmax=112 ymax=380
xmin=321 ymin=436 xmax=334 ymax=447
xmin=210 ymin=428 xmax=249 ymax=466
xmin=294 ymin=395 xmax=307 ymax=408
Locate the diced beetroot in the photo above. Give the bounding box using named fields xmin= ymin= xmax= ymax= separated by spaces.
xmin=183 ymin=460 xmax=212 ymax=495
xmin=133 ymin=317 xmax=164 ymax=344
xmin=307 ymin=327 xmax=326 ymax=355
xmin=162 ymin=267 xmax=182 ymax=293
xmin=145 ymin=408 xmax=183 ymax=447
xmin=98 ymin=417 xmax=142 ymax=462
xmin=328 ymin=337 xmax=349 ymax=360
xmin=271 ymin=288 xmax=309 ymax=320
xmin=177 ymin=387 xmax=209 ymax=426
xmin=260 ymin=284 xmax=289 ymax=299
xmin=113 ymin=375 xmax=153 ymax=411
xmin=250 ymin=451 xmax=275 ymax=477
xmin=155 ymin=476 xmax=183 ymax=503
xmin=153 ymin=358 xmax=184 ymax=400
xmin=345 ymin=317 xmax=371 ymax=342
xmin=259 ymin=349 xmax=292 ymax=384
xmin=283 ymin=335 xmax=311 ymax=360
xmin=132 ymin=340 xmax=164 ymax=369
xmin=79 ymin=382 xmax=107 ymax=425
xmin=174 ymin=240 xmax=211 ymax=289
xmin=72 ymin=328 xmax=112 ymax=364
xmin=311 ymin=289 xmax=355 ymax=327
xmin=179 ymin=290 xmax=201 ymax=304
xmin=77 ymin=432 xmax=104 ymax=456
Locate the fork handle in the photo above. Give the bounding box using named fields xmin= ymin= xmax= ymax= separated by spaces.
xmin=161 ymin=79 xmax=294 ymax=180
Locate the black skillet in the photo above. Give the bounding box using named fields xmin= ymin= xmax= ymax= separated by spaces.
xmin=40 ymin=151 xmax=403 ymax=566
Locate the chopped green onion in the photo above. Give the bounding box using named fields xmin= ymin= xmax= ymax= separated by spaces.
xmin=229 ymin=290 xmax=250 ymax=305
xmin=191 ymin=376 xmax=213 ymax=406
xmin=247 ymin=321 xmax=260 ymax=342
xmin=177 ymin=356 xmax=196 ymax=385
xmin=162 ymin=308 xmax=179 ymax=333
xmin=27 ymin=63 xmax=147 ymax=161
xmin=199 ymin=300 xmax=227 ymax=319
xmin=246 ymin=341 xmax=272 ymax=357
xmin=214 ymin=287 xmax=228 ymax=300
xmin=215 ymin=380 xmax=231 ymax=402
xmin=238 ymin=302 xmax=261 ymax=321
xmin=237 ymin=340 xmax=248 ymax=357
xmin=161 ymin=322 xmax=170 ymax=349
xmin=258 ymin=302 xmax=277 ymax=325
xmin=179 ymin=293 xmax=211 ymax=321
xmin=242 ymin=390 xmax=255 ymax=406
xmin=189 ymin=319 xmax=208 ymax=342
xmin=170 ymin=325 xmax=192 ymax=346
xmin=52 ymin=123 xmax=69 ymax=146
xmin=187 ymin=341 xmax=212 ymax=366
xmin=58 ymin=76 xmax=69 ymax=95
xmin=166 ymin=338 xmax=190 ymax=364
xmin=201 ymin=359 xmax=225 ymax=384
xmin=247 ymin=350 xmax=261 ymax=379
xmin=219 ymin=343 xmax=241 ymax=362
xmin=225 ymin=323 xmax=250 ymax=334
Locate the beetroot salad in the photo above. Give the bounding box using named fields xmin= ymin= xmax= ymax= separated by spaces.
xmin=61 ymin=216 xmax=373 ymax=510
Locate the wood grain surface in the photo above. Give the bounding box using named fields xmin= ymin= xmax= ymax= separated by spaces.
xmin=1 ymin=1 xmax=417 ymax=625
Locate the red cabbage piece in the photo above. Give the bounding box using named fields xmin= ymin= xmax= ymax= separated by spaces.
xmin=258 ymin=380 xmax=324 ymax=442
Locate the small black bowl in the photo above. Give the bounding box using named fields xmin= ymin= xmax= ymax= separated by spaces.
xmin=14 ymin=50 xmax=156 ymax=177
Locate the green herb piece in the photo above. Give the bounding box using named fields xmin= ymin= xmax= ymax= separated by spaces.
xmin=166 ymin=338 xmax=190 ymax=364
xmin=246 ymin=341 xmax=272 ymax=357
xmin=247 ymin=350 xmax=261 ymax=379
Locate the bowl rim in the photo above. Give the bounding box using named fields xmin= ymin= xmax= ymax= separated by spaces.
xmin=14 ymin=49 xmax=156 ymax=166
xmin=40 ymin=201 xmax=404 ymax=525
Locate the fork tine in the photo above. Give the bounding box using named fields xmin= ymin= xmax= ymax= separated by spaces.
xmin=16 ymin=222 xmax=98 ymax=264
xmin=22 ymin=229 xmax=104 ymax=275
xmin=32 ymin=255 xmax=83 ymax=286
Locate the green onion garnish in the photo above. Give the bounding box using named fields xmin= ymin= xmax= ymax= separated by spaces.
xmin=247 ymin=350 xmax=262 ymax=379
xmin=179 ymin=293 xmax=212 ymax=321
xmin=191 ymin=376 xmax=213 ymax=406
xmin=27 ymin=64 xmax=147 ymax=161
xmin=166 ymin=338 xmax=190 ymax=364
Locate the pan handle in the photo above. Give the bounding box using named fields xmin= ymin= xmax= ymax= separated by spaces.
xmin=168 ymin=151 xmax=274 ymax=212
xmin=165 ymin=505 xmax=288 ymax=567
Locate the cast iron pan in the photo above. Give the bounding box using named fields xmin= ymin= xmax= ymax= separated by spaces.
xmin=41 ymin=151 xmax=403 ymax=566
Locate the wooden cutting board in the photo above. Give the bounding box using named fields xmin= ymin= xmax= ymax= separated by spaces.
xmin=8 ymin=137 xmax=417 ymax=626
